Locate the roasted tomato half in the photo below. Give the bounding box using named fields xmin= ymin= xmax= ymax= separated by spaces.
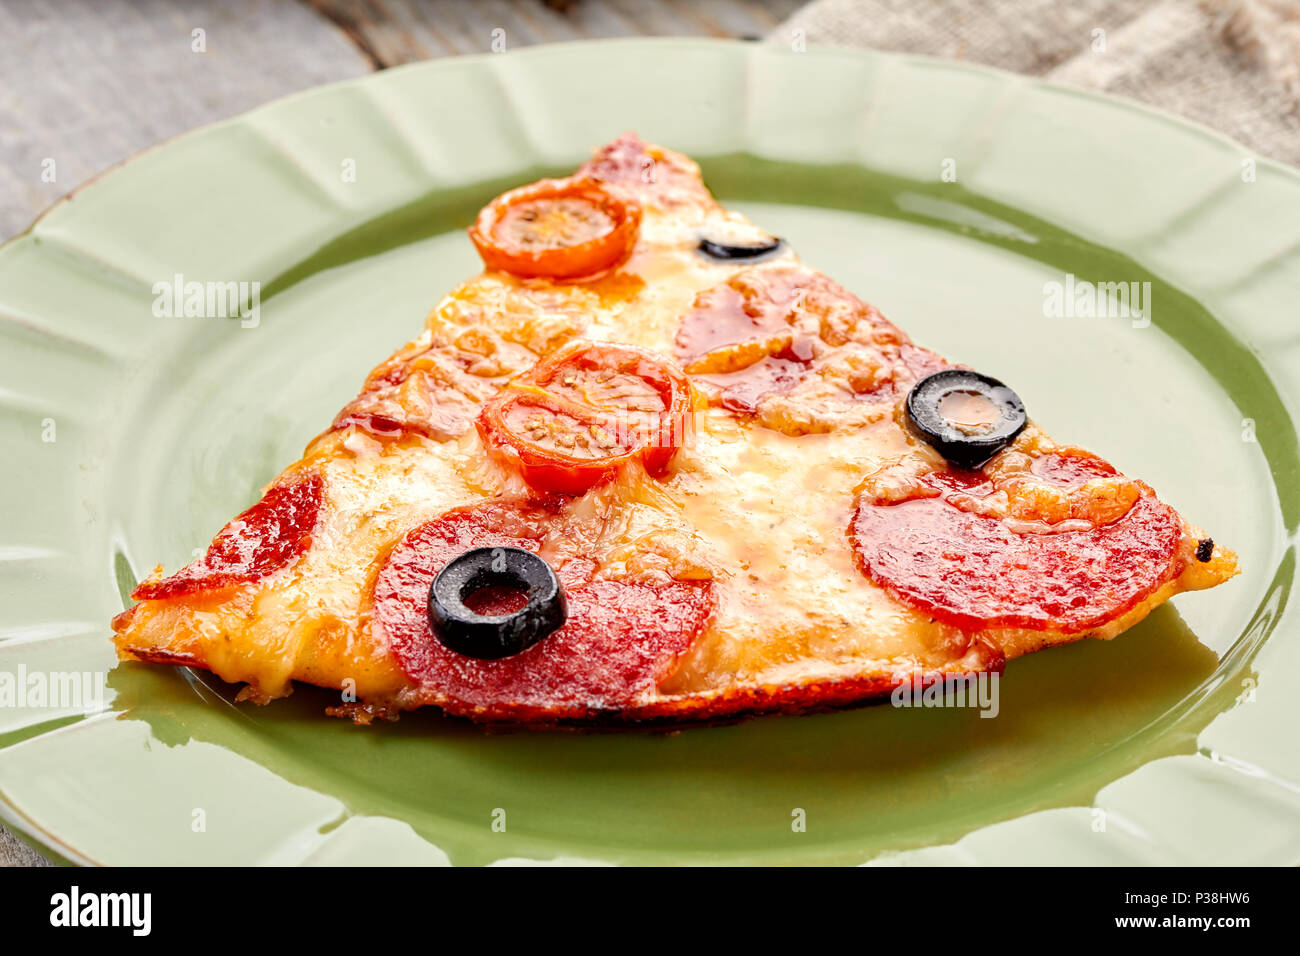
xmin=477 ymin=343 xmax=692 ymax=494
xmin=468 ymin=178 xmax=641 ymax=280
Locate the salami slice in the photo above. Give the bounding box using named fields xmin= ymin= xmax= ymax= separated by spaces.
xmin=132 ymin=473 xmax=323 ymax=600
xmin=849 ymin=455 xmax=1183 ymax=632
xmin=674 ymin=264 xmax=941 ymax=417
xmin=330 ymin=341 xmax=505 ymax=443
xmin=373 ymin=499 xmax=714 ymax=720
xmin=576 ymin=132 xmax=715 ymax=209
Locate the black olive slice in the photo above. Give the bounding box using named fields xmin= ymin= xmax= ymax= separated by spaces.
xmin=697 ymin=235 xmax=785 ymax=262
xmin=427 ymin=547 xmax=566 ymax=659
xmin=906 ymin=369 xmax=1027 ymax=470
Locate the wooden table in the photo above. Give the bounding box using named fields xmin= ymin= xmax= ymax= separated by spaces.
xmin=0 ymin=0 xmax=803 ymax=240
xmin=0 ymin=0 xmax=802 ymax=866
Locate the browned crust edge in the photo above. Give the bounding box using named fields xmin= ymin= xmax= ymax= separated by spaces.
xmin=113 ymin=636 xmax=1008 ymax=731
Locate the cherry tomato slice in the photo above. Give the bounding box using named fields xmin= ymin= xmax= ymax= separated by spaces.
xmin=477 ymin=343 xmax=691 ymax=494
xmin=468 ymin=178 xmax=641 ymax=280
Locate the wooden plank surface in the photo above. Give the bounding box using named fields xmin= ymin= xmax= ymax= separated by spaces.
xmin=0 ymin=0 xmax=800 ymax=240
xmin=0 ymin=0 xmax=801 ymax=867
xmin=0 ymin=0 xmax=375 ymax=241
xmin=307 ymin=0 xmax=804 ymax=62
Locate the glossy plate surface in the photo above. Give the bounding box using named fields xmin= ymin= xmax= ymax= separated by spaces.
xmin=2 ymin=39 xmax=1298 ymax=866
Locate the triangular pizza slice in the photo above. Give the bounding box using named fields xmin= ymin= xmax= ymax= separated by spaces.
xmin=112 ymin=134 xmax=1238 ymax=726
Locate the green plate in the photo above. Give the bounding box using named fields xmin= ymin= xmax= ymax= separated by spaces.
xmin=3 ymin=39 xmax=1298 ymax=866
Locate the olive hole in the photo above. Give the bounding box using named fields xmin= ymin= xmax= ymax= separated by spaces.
xmin=463 ymin=582 xmax=530 ymax=616
xmin=459 ymin=569 xmax=531 ymax=617
xmin=937 ymin=389 xmax=1001 ymax=436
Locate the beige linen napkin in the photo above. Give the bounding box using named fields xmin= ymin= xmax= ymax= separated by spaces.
xmin=771 ymin=0 xmax=1300 ymax=165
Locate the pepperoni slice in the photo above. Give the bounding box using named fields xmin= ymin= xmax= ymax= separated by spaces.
xmin=372 ymin=500 xmax=714 ymax=720
xmin=328 ymin=337 xmax=522 ymax=444
xmin=849 ymin=456 xmax=1183 ymax=632
xmin=1028 ymin=451 xmax=1118 ymax=487
xmin=576 ymin=132 xmax=715 ymax=209
xmin=675 ymin=264 xmax=923 ymax=414
xmin=133 ymin=473 xmax=323 ymax=601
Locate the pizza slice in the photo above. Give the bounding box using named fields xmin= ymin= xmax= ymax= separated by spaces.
xmin=112 ymin=134 xmax=1238 ymax=726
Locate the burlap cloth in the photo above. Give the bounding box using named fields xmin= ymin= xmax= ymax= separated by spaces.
xmin=4 ymin=0 xmax=1296 ymax=869
xmin=770 ymin=0 xmax=1300 ymax=165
